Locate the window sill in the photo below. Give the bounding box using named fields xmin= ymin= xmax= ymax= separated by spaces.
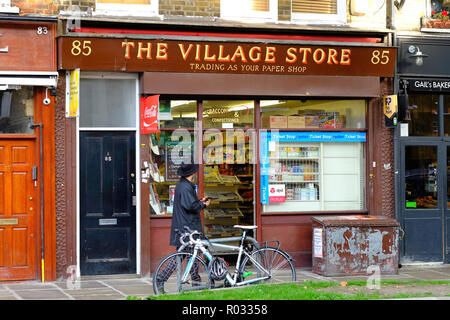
xmin=219 ymin=16 xmax=278 ymax=24
xmin=93 ymin=10 xmax=161 ymax=18
xmin=0 ymin=6 xmax=19 ymax=14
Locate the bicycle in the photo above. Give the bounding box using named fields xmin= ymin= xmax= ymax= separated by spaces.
xmin=152 ymin=225 xmax=296 ymax=295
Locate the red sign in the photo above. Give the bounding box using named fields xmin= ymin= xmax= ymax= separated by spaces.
xmin=269 ymin=184 xmax=286 ymax=203
xmin=140 ymin=95 xmax=160 ymax=134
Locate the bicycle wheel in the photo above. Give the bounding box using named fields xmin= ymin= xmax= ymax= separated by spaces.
xmin=153 ymin=251 xmax=212 ymax=295
xmin=239 ymin=247 xmax=296 ymax=285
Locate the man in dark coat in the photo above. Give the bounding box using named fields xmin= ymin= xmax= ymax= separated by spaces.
xmin=155 ymin=163 xmax=210 ymax=293
xmin=170 ymin=163 xmax=210 ymax=247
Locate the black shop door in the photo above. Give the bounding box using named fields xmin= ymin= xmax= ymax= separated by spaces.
xmin=80 ymin=132 xmax=136 ymax=275
xmin=400 ymin=141 xmax=450 ymax=263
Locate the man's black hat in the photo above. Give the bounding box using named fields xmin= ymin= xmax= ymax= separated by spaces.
xmin=177 ymin=163 xmax=199 ymax=177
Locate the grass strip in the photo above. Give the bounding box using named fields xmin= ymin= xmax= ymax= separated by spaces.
xmin=132 ymin=280 xmax=450 ymax=300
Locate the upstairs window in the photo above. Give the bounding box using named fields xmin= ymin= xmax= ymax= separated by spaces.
xmin=0 ymin=0 xmax=19 ymax=13
xmin=221 ymin=0 xmax=277 ymax=22
xmin=291 ymin=0 xmax=346 ymax=25
xmin=95 ymin=0 xmax=159 ymax=17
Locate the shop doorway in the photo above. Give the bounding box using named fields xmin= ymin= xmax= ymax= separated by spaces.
xmin=0 ymin=138 xmax=37 ymax=280
xmin=79 ymin=131 xmax=136 ymax=275
xmin=399 ymin=141 xmax=450 ymax=263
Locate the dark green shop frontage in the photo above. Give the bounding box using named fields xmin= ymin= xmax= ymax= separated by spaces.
xmin=396 ymin=36 xmax=450 ymax=263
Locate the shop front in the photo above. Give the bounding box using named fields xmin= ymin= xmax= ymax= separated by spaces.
xmin=57 ymin=25 xmax=396 ymax=277
xmin=0 ymin=17 xmax=57 ymax=281
xmin=396 ymin=36 xmax=450 ymax=263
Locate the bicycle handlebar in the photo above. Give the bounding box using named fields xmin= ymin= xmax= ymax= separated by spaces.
xmin=176 ymin=227 xmax=203 ymax=247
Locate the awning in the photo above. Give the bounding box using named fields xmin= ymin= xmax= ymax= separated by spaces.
xmin=0 ymin=71 xmax=58 ymax=89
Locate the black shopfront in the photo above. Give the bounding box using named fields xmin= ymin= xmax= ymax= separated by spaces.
xmin=396 ymin=36 xmax=450 ymax=263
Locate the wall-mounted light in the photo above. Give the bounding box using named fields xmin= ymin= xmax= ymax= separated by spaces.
xmin=408 ymin=45 xmax=429 ymax=66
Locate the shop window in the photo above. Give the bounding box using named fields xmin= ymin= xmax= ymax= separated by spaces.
xmin=260 ymin=100 xmax=366 ymax=129
xmin=291 ymin=0 xmax=346 ymax=25
xmin=95 ymin=0 xmax=159 ymax=17
xmin=444 ymin=95 xmax=450 ymax=137
xmin=202 ymin=100 xmax=256 ymax=238
xmin=0 ymin=87 xmax=34 ymax=134
xmin=79 ymin=78 xmax=136 ymax=128
xmin=405 ymin=146 xmax=437 ymax=209
xmin=202 ymin=100 xmax=254 ymax=129
xmin=159 ymin=100 xmax=197 ymax=129
xmin=404 ymin=94 xmax=439 ymax=137
xmin=260 ymin=99 xmax=366 ymax=213
xmin=148 ymin=130 xmax=196 ymax=215
xmin=260 ymin=132 xmax=366 ymax=213
xmin=220 ymin=0 xmax=277 ymax=22
xmin=150 ymin=100 xmax=198 ymax=215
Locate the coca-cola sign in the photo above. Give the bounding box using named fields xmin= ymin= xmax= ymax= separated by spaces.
xmin=140 ymin=95 xmax=160 ymax=134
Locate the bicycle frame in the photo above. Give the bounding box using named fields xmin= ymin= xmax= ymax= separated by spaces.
xmin=181 ymin=231 xmax=271 ymax=287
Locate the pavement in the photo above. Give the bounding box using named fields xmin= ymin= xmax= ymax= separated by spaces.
xmin=1 ymin=264 xmax=450 ymax=300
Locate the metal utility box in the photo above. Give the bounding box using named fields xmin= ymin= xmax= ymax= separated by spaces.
xmin=312 ymin=215 xmax=400 ymax=276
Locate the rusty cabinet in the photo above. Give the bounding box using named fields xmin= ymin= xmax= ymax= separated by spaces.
xmin=312 ymin=215 xmax=400 ymax=276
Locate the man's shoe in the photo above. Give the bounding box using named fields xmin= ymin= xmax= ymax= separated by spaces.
xmin=155 ymin=277 xmax=165 ymax=294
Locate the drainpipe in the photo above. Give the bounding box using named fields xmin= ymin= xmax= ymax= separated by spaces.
xmin=387 ymin=0 xmax=395 ymax=30
xmin=30 ymin=122 xmax=44 ymax=282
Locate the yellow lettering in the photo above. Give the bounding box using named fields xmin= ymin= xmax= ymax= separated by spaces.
xmin=249 ymin=46 xmax=261 ymax=62
xmin=265 ymin=47 xmax=276 ymax=63
xmin=218 ymin=45 xmax=230 ymax=62
xmin=122 ymin=42 xmax=135 ymax=60
xmin=299 ymin=48 xmax=312 ymax=64
xmin=313 ymin=48 xmax=325 ymax=64
xmin=231 ymin=46 xmax=247 ymax=62
xmin=340 ymin=49 xmax=351 ymax=65
xmin=137 ymin=42 xmax=152 ymax=60
xmin=178 ymin=43 xmax=194 ymax=61
xmin=195 ymin=44 xmax=201 ymax=61
xmin=156 ymin=43 xmax=168 ymax=60
xmin=327 ymin=49 xmax=338 ymax=64
xmin=204 ymin=45 xmax=216 ymax=62
xmin=286 ymin=47 xmax=297 ymax=63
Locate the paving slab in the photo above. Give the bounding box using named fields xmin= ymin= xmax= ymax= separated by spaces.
xmin=14 ymin=289 xmax=70 ymax=300
xmin=54 ymin=280 xmax=109 ymax=290
xmin=113 ymin=285 xmax=154 ymax=296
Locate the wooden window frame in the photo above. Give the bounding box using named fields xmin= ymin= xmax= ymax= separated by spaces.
xmin=291 ymin=0 xmax=346 ymax=25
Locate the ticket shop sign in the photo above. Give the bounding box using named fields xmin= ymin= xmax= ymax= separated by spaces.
xmin=59 ymin=37 xmax=396 ymax=77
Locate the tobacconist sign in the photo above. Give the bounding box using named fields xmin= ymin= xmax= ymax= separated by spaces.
xmin=58 ymin=37 xmax=397 ymax=77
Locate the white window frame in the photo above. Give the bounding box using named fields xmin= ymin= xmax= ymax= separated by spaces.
xmin=291 ymin=0 xmax=346 ymax=25
xmin=220 ymin=0 xmax=278 ymax=23
xmin=94 ymin=1 xmax=159 ymax=18
xmin=0 ymin=0 xmax=19 ymax=13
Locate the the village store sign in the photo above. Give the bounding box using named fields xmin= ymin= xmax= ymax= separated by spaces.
xmin=58 ymin=37 xmax=396 ymax=77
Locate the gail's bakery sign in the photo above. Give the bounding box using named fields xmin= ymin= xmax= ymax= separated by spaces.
xmin=58 ymin=37 xmax=396 ymax=77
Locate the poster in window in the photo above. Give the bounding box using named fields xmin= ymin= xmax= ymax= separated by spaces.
xmin=165 ymin=147 xmax=192 ymax=181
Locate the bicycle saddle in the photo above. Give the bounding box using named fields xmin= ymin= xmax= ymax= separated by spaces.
xmin=233 ymin=225 xmax=258 ymax=230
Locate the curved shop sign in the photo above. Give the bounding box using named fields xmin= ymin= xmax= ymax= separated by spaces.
xmin=58 ymin=37 xmax=396 ymax=77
